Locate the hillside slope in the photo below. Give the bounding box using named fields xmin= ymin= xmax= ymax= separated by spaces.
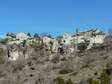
xmin=0 ymin=45 xmax=112 ymax=84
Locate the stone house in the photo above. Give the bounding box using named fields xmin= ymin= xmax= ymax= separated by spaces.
xmin=73 ymin=29 xmax=107 ymax=49
xmin=59 ymin=34 xmax=74 ymax=45
xmin=16 ymin=33 xmax=30 ymax=40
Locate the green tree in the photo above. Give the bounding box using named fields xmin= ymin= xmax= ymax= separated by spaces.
xmin=27 ymin=33 xmax=31 ymax=37
xmin=34 ymin=33 xmax=39 ymax=38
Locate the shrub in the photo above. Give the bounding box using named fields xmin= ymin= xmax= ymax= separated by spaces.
xmin=0 ymin=48 xmax=4 ymax=56
xmin=31 ymin=41 xmax=45 ymax=50
xmin=59 ymin=60 xmax=74 ymax=74
xmin=88 ymin=78 xmax=100 ymax=84
xmin=22 ymin=40 xmax=26 ymax=47
xmin=10 ymin=60 xmax=26 ymax=73
xmin=0 ymin=39 xmax=8 ymax=45
xmin=59 ymin=69 xmax=73 ymax=74
xmin=77 ymin=40 xmax=90 ymax=52
xmin=49 ymin=40 xmax=54 ymax=51
xmin=0 ymin=48 xmax=5 ymax=64
xmin=88 ymin=71 xmax=111 ymax=84
xmin=100 ymin=71 xmax=110 ymax=84
xmin=77 ymin=43 xmax=87 ymax=52
xmin=106 ymin=61 xmax=112 ymax=69
xmin=55 ymin=76 xmax=65 ymax=84
xmin=0 ymin=65 xmax=6 ymax=78
xmin=55 ymin=77 xmax=73 ymax=84
xmin=66 ymin=79 xmax=73 ymax=84
xmin=104 ymin=35 xmax=112 ymax=46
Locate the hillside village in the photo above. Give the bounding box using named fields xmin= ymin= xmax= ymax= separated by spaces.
xmin=0 ymin=29 xmax=112 ymax=84
xmin=5 ymin=29 xmax=107 ymax=61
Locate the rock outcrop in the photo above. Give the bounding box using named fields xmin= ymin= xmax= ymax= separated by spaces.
xmin=7 ymin=43 xmax=32 ymax=61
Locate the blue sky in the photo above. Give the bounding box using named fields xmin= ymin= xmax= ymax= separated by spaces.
xmin=0 ymin=0 xmax=112 ymax=38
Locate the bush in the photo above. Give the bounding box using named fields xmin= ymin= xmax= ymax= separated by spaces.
xmin=100 ymin=71 xmax=110 ymax=84
xmin=88 ymin=71 xmax=111 ymax=84
xmin=0 ymin=48 xmax=4 ymax=56
xmin=0 ymin=39 xmax=8 ymax=45
xmin=55 ymin=76 xmax=65 ymax=84
xmin=55 ymin=77 xmax=73 ymax=84
xmin=77 ymin=40 xmax=90 ymax=52
xmin=66 ymin=79 xmax=73 ymax=84
xmin=88 ymin=78 xmax=100 ymax=84
xmin=59 ymin=69 xmax=73 ymax=74
xmin=31 ymin=41 xmax=45 ymax=50
xmin=10 ymin=60 xmax=26 ymax=73
xmin=104 ymin=35 xmax=112 ymax=46
xmin=0 ymin=48 xmax=5 ymax=64
xmin=59 ymin=60 xmax=74 ymax=74
xmin=22 ymin=40 xmax=26 ymax=47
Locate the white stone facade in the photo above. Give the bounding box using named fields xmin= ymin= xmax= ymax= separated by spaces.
xmin=16 ymin=33 xmax=29 ymax=40
xmin=61 ymin=34 xmax=73 ymax=45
